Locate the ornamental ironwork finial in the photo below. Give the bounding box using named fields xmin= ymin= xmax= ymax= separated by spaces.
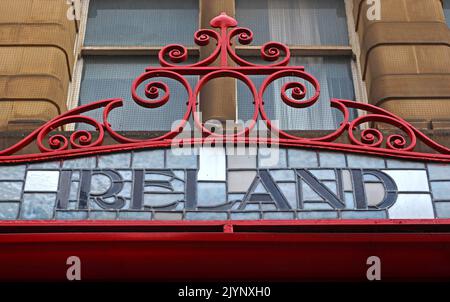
xmin=0 ymin=13 xmax=450 ymax=163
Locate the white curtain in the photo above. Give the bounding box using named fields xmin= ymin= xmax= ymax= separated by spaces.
xmin=269 ymin=58 xmax=335 ymax=130
xmin=266 ymin=0 xmax=347 ymax=130
xmin=267 ymin=0 xmax=322 ymax=45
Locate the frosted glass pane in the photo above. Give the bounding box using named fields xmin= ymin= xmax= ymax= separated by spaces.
xmin=236 ymin=0 xmax=349 ymax=46
xmin=237 ymin=56 xmax=356 ymax=130
xmin=79 ymin=56 xmax=197 ymax=131
xmin=444 ymin=1 xmax=450 ymax=27
xmin=85 ymin=0 xmax=198 ymax=46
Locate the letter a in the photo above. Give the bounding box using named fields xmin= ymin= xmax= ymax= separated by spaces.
xmin=66 ymin=256 xmax=81 ymax=281
xmin=366 ymin=256 xmax=381 ymax=281
xmin=366 ymin=0 xmax=381 ymax=21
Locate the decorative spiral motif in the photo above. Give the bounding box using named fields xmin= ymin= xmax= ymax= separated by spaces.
xmin=261 ymin=42 xmax=288 ymax=62
xmin=37 ymin=116 xmax=104 ymax=153
xmin=105 ymin=70 xmax=193 ymax=144
xmin=194 ymin=29 xmax=220 ymax=46
xmin=259 ymin=71 xmax=350 ymax=142
xmin=156 ymin=32 xmax=221 ymax=68
xmin=281 ymin=82 xmax=308 ymax=108
xmin=238 ymin=32 xmax=253 ymax=44
xmin=260 ymin=70 xmax=320 ymax=109
xmin=47 ymin=134 xmax=68 ymax=151
xmin=145 ymin=84 xmax=159 ymax=99
xmin=132 ymin=73 xmax=172 ymax=109
xmin=227 ymin=28 xmax=290 ymax=67
xmin=230 ymin=28 xmax=253 ymax=45
xmin=70 ymin=130 xmax=94 ymax=149
xmin=387 ymin=134 xmax=408 ymax=150
xmin=348 ymin=115 xmax=417 ymax=151
xmin=158 ymin=44 xmax=188 ymax=66
xmin=136 ymin=81 xmax=170 ymax=108
xmin=360 ymin=128 xmax=383 ymax=147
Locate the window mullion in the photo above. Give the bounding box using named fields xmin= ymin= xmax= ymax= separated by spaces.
xmin=67 ymin=0 xmax=90 ymax=125
xmin=199 ymin=0 xmax=237 ymax=125
xmin=344 ymin=0 xmax=369 ymax=114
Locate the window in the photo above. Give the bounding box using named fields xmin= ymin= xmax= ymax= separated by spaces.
xmin=236 ymin=0 xmax=349 ymax=46
xmin=237 ymin=57 xmax=355 ymax=130
xmin=236 ymin=0 xmax=356 ymax=130
xmin=444 ymin=0 xmax=450 ymax=27
xmin=75 ymin=0 xmax=199 ymax=131
xmin=84 ymin=0 xmax=198 ymax=46
xmin=72 ymin=0 xmax=362 ymax=132
xmin=79 ymin=56 xmax=196 ymax=131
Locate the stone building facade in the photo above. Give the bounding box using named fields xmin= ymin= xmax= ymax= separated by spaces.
xmin=0 ymin=0 xmax=449 ymax=281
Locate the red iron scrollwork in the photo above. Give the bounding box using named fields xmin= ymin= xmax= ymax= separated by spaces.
xmin=1 ymin=13 xmax=450 ymax=163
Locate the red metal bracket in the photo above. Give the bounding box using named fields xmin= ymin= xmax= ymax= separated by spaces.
xmin=1 ymin=13 xmax=450 ymax=163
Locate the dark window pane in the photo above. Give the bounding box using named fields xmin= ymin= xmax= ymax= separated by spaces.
xmin=85 ymin=0 xmax=198 ymax=46
xmin=444 ymin=0 xmax=450 ymax=27
xmin=79 ymin=56 xmax=197 ymax=131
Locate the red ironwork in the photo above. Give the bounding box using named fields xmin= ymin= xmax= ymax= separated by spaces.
xmin=1 ymin=12 xmax=450 ymax=163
